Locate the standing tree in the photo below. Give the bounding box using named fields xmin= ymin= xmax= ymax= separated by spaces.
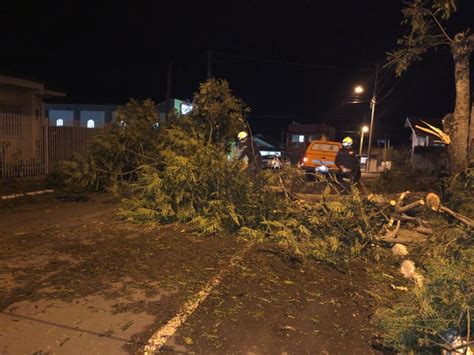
xmin=387 ymin=0 xmax=474 ymax=173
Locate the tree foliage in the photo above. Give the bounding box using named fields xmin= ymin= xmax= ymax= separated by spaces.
xmin=113 ymin=82 xmax=387 ymax=260
xmin=387 ymin=0 xmax=457 ymax=75
xmin=62 ymin=99 xmax=161 ymax=191
xmin=60 ymin=78 xmax=388 ymax=261
xmin=375 ymin=227 xmax=473 ymax=352
xmin=190 ymin=79 xmax=248 ymax=144
xmin=374 ymin=169 xmax=474 ymax=352
xmin=388 ymin=0 xmax=474 ymax=173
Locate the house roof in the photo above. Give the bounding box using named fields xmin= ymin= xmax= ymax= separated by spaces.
xmin=405 ymin=116 xmax=443 ymax=136
xmin=45 ymin=103 xmax=118 ymax=111
xmin=0 ymin=74 xmax=65 ymax=97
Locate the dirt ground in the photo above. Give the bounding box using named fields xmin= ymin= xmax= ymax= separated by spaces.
xmin=0 ymin=192 xmax=382 ymax=354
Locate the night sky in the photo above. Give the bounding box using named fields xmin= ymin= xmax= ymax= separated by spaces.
xmin=1 ymin=0 xmax=473 ymax=144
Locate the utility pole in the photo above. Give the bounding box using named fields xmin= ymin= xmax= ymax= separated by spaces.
xmin=166 ymin=61 xmax=172 ymax=102
xmin=207 ymin=50 xmax=213 ymax=78
xmin=165 ymin=61 xmax=173 ymax=113
xmin=359 ymin=131 xmax=365 ymax=157
xmin=366 ymin=61 xmax=380 ymax=172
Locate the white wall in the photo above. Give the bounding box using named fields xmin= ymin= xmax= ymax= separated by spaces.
xmin=80 ymin=111 xmax=105 ymax=128
xmin=48 ymin=110 xmax=74 ymax=126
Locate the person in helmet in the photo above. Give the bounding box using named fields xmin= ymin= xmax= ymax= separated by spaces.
xmin=335 ymin=136 xmax=361 ymax=186
xmin=236 ymin=130 xmax=262 ymax=173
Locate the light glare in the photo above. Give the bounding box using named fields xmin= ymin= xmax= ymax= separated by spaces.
xmin=354 ymin=86 xmax=364 ymax=94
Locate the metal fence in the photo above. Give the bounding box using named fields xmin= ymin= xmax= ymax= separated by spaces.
xmin=0 ymin=113 xmax=101 ymax=178
xmin=47 ymin=125 xmax=100 ymax=173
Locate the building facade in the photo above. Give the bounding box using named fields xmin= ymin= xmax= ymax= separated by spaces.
xmin=286 ymin=123 xmax=335 ymax=164
xmin=46 ymin=98 xmax=192 ymax=128
xmin=405 ymin=117 xmax=448 ymax=171
xmin=0 ymin=75 xmax=64 ymax=116
xmin=45 ymin=103 xmax=117 ymax=129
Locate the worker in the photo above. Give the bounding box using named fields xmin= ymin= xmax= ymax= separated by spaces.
xmin=236 ymin=131 xmax=262 ymax=173
xmin=335 ymin=136 xmax=361 ymax=187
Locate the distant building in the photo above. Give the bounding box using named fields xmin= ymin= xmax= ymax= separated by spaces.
xmin=157 ymin=98 xmax=193 ymax=120
xmin=286 ymin=123 xmax=335 ymax=164
xmin=0 ymin=75 xmax=65 ymax=116
xmin=45 ymin=98 xmax=192 ymax=128
xmin=405 ymin=117 xmax=448 ymax=171
xmin=45 ymin=103 xmax=117 ymax=128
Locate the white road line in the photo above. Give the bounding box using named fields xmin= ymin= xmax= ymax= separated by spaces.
xmin=143 ymin=243 xmax=253 ymax=354
xmin=1 ymin=189 xmax=54 ymax=200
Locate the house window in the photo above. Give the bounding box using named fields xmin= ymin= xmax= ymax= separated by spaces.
xmin=56 ymin=119 xmax=64 ymax=127
xmin=308 ymin=134 xmax=322 ymax=142
xmin=87 ymin=119 xmax=95 ymax=128
xmin=291 ymin=135 xmax=305 ymax=143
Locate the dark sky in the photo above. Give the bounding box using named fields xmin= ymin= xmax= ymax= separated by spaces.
xmin=1 ymin=0 xmax=473 ymax=144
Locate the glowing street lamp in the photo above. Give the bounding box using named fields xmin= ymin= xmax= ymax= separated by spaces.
xmin=349 ymin=62 xmax=380 ymax=171
xmin=354 ymin=85 xmax=364 ymax=94
xmin=359 ymin=125 xmax=369 ymax=157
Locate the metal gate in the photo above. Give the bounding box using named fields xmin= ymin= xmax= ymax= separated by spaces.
xmin=0 ymin=113 xmax=100 ymax=178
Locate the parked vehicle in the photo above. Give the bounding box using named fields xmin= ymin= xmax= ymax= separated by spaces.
xmin=262 ymin=155 xmax=283 ymax=169
xmin=299 ymin=139 xmax=342 ymax=175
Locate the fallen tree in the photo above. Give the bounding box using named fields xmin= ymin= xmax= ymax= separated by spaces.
xmin=373 ymin=170 xmax=473 ymax=353
xmin=61 ymin=79 xmax=473 ymax=352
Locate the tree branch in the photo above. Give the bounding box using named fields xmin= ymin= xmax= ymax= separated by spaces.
xmin=428 ymin=10 xmax=454 ymax=44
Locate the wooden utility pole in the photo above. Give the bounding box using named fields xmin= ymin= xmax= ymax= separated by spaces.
xmin=166 ymin=61 xmax=172 ymax=102
xmin=164 ymin=61 xmax=174 ymax=113
xmin=207 ymin=50 xmax=213 ymax=78
xmin=367 ymin=61 xmax=380 ymax=172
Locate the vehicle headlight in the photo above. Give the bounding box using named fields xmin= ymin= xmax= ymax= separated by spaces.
xmin=316 ymin=165 xmax=329 ymax=172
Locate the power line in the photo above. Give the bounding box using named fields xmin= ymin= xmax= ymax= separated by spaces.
xmin=248 ymin=114 xmax=324 ymax=119
xmin=212 ymin=50 xmax=374 ymax=72
xmin=374 ymin=67 xmax=392 ymax=94
xmin=377 ymin=76 xmax=404 ymax=104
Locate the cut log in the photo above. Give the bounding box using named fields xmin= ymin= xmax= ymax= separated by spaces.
xmin=384 ymin=220 xmax=400 ymax=239
xmin=395 ymin=191 xmax=410 ymax=211
xmin=440 ymin=206 xmax=474 ymax=228
xmin=400 ymin=214 xmax=429 ymax=226
xmin=377 ymin=228 xmax=428 ymax=244
xmin=414 ymin=226 xmax=433 ymax=235
xmin=399 ymin=199 xmax=425 ymax=213
xmin=426 ymin=192 xmax=474 ymax=228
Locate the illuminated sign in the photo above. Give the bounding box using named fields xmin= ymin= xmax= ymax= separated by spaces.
xmin=180 ymin=103 xmax=193 ymax=115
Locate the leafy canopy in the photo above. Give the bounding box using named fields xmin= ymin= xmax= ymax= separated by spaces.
xmin=190 ymin=78 xmax=248 ymax=145
xmin=387 ymin=0 xmax=457 ymax=75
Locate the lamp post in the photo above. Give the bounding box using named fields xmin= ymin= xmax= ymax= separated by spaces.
xmin=352 ymin=62 xmax=380 ymax=172
xmin=359 ymin=125 xmax=369 ymax=157
xmin=367 ymin=62 xmax=380 ymax=172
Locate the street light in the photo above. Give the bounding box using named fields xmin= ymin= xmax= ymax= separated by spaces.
xmin=367 ymin=63 xmax=380 ymax=172
xmin=351 ymin=66 xmax=380 ymax=171
xmin=359 ymin=125 xmax=369 ymax=157
xmin=354 ymin=85 xmax=364 ymax=94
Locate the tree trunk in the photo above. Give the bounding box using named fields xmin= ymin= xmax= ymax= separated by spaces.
xmin=446 ymin=32 xmax=473 ymax=173
xmin=470 ymin=101 xmax=474 ymax=162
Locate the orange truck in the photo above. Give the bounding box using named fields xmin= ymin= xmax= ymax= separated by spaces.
xmin=300 ymin=139 xmax=342 ymax=174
